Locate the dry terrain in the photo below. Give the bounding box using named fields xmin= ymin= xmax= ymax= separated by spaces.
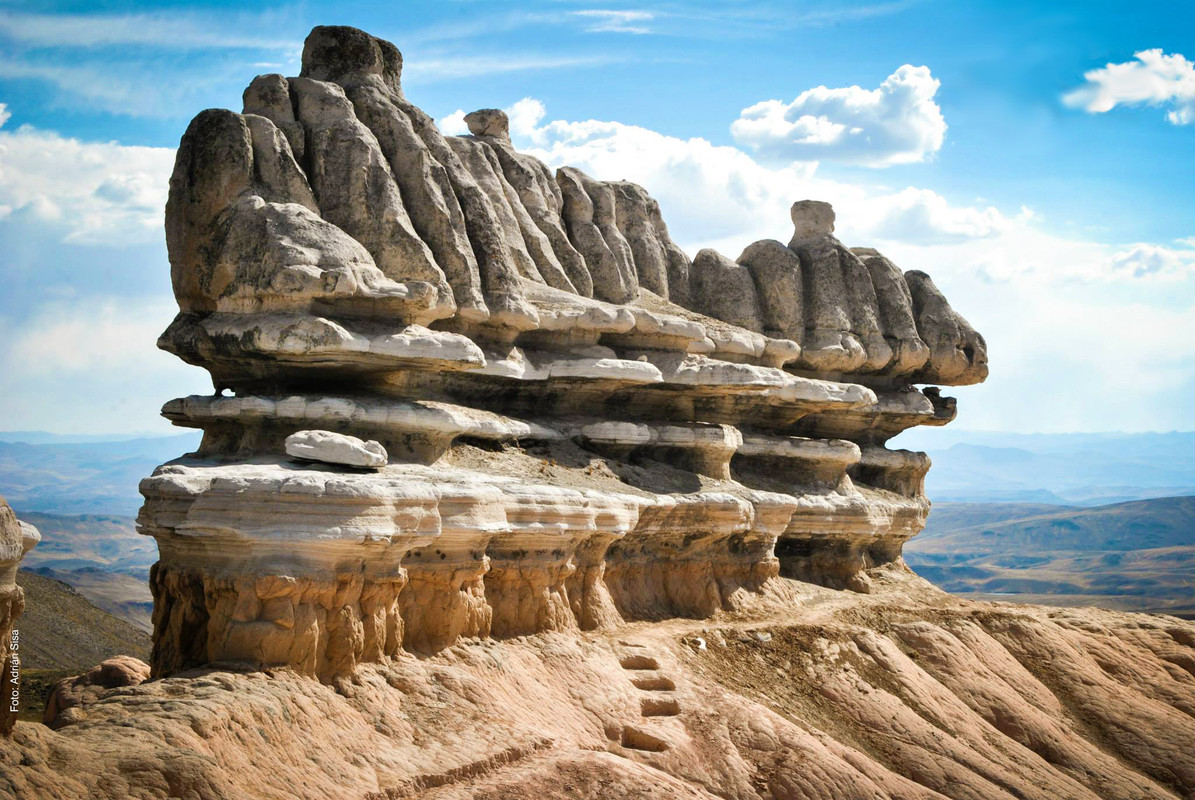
xmin=907 ymin=496 xmax=1195 ymax=616
xmin=3 ymin=568 xmax=1193 ymax=800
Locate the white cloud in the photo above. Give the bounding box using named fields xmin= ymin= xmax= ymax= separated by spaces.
xmin=730 ymin=65 xmax=947 ymax=167
xmin=404 ymin=53 xmax=621 ymax=82
xmin=0 ymin=10 xmax=296 ymax=50
xmin=8 ymin=299 xmax=177 ymax=374
xmin=1063 ymin=49 xmax=1195 ymax=125
xmin=0 ymin=110 xmax=174 ymax=244
xmin=0 ymin=297 xmax=203 ymax=434
xmin=1107 ymin=243 xmax=1195 ymax=279
xmin=571 ymin=10 xmax=655 ymax=34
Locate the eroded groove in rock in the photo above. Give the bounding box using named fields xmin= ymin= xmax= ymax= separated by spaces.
xmin=287 ymin=76 xmax=455 ymax=317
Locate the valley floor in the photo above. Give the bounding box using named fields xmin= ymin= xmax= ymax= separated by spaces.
xmin=3 ymin=566 xmax=1194 ymax=800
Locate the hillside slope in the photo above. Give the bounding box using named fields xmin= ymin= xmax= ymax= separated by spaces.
xmin=14 ymin=570 xmax=151 ymax=670
xmin=0 ymin=434 xmax=200 ymax=516
xmin=906 ymin=496 xmax=1195 ymax=615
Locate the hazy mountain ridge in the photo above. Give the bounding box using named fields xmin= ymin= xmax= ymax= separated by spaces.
xmin=906 ymin=496 xmax=1195 ymax=616
xmin=16 ymin=512 xmax=153 ymax=631
xmin=0 ymin=432 xmax=201 ymax=516
xmin=893 ymin=429 xmax=1195 ymax=504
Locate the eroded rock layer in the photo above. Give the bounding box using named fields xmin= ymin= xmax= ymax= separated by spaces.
xmin=0 ymin=496 xmax=39 ymax=736
xmin=139 ymin=24 xmax=989 ymax=683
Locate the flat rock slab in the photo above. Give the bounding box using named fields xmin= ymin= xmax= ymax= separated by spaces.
xmin=285 ymin=429 xmax=388 ymax=469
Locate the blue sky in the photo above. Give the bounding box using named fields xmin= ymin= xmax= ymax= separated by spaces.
xmin=0 ymin=0 xmax=1193 ymax=434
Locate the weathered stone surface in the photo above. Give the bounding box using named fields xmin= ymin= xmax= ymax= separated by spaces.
xmin=287 ymin=76 xmax=454 ymax=316
xmin=242 ymin=74 xmax=306 ymax=162
xmin=7 ymin=578 xmax=1194 ymax=800
xmin=690 ymin=249 xmax=764 ymax=333
xmin=737 ymin=239 xmax=803 ymax=341
xmin=852 ymin=247 xmax=931 ymax=376
xmin=43 ymin=656 xmax=150 ymax=730
xmin=609 ymin=181 xmax=671 ymax=299
xmin=557 ymin=166 xmax=636 ymax=304
xmin=0 ymin=495 xmax=38 ymax=737
xmin=787 ymin=201 xmax=873 ymax=373
xmin=471 ymin=111 xmax=595 ymax=298
xmin=906 ymin=270 xmax=989 ymax=385
xmin=343 ymin=83 xmax=489 ymax=320
xmin=285 ymin=429 xmax=388 ymax=468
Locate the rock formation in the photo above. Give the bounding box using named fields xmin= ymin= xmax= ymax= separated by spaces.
xmin=139 ymin=25 xmax=989 ymax=684
xmin=3 ymin=26 xmax=1190 ymax=800
xmin=0 ymin=496 xmax=39 ymax=736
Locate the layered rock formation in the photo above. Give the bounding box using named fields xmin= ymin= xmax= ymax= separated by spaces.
xmin=0 ymin=496 xmax=39 ymax=737
xmin=2 ymin=25 xmax=1192 ymax=800
xmin=139 ymin=25 xmax=987 ymax=684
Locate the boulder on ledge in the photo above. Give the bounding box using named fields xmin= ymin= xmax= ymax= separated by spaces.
xmin=285 ymin=429 xmax=389 ymax=469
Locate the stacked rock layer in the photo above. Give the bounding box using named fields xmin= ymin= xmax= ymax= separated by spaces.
xmin=140 ymin=25 xmax=989 ymax=682
xmin=0 ymin=496 xmax=39 ymax=736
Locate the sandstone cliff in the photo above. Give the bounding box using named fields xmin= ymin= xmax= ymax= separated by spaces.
xmin=1 ymin=26 xmax=1190 ymax=800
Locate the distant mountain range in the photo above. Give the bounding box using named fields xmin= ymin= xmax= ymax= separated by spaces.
xmin=906 ymin=496 xmax=1195 ymax=617
xmin=18 ymin=512 xmax=155 ymax=631
xmin=894 ymin=429 xmax=1195 ymax=504
xmin=0 ymin=431 xmax=201 ymax=516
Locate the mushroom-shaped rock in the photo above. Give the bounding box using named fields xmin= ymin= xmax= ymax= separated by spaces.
xmin=285 ymin=430 xmax=389 ymax=469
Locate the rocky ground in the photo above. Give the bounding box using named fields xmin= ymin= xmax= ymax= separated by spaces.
xmin=3 ymin=567 xmax=1193 ymax=800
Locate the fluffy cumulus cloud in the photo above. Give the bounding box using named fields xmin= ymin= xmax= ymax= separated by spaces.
xmin=730 ymin=65 xmax=947 ymax=167
xmin=1063 ymin=49 xmax=1195 ymax=125
xmin=0 ymin=105 xmax=175 ymax=244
